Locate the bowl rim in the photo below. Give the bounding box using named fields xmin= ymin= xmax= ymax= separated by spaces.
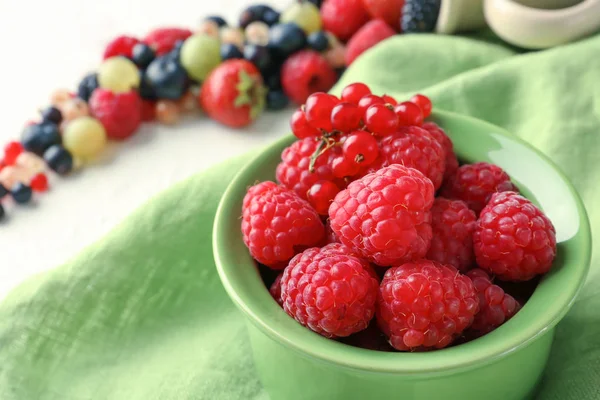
xmin=213 ymin=109 xmax=592 ymax=375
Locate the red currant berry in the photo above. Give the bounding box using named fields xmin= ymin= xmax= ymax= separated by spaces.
xmin=0 ymin=160 xmax=5 ymax=172
xmin=342 ymin=131 xmax=379 ymax=165
xmin=291 ymin=109 xmax=320 ymax=139
xmin=358 ymin=94 xmax=385 ymax=115
xmin=305 ymin=92 xmax=338 ymax=132
xmin=30 ymin=173 xmax=49 ymax=192
xmin=382 ymin=94 xmax=397 ymax=106
xmin=341 ymin=83 xmax=371 ymax=105
xmin=410 ymin=94 xmax=432 ymax=118
xmin=394 ymin=101 xmax=424 ymax=127
xmin=331 ymin=102 xmax=362 ymax=132
xmin=365 ymin=104 xmax=399 ymax=136
xmin=307 ymin=180 xmax=340 ymax=215
xmin=3 ymin=141 xmax=23 ymax=165
xmin=332 ymin=156 xmax=360 ymax=178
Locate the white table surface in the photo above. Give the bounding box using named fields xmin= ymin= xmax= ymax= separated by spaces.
xmin=0 ymin=0 xmax=292 ymax=300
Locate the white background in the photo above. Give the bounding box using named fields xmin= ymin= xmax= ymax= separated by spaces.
xmin=0 ymin=0 xmax=291 ymax=299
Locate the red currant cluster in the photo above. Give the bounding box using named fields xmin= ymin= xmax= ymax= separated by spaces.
xmin=288 ymin=83 xmax=432 ymax=214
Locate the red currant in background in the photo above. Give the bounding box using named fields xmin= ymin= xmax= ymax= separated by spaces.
xmin=30 ymin=173 xmax=49 ymax=192
xmin=332 ymin=155 xmax=360 ymax=178
xmin=3 ymin=141 xmax=24 ymax=166
xmin=365 ymin=104 xmax=399 ymax=136
xmin=291 ymin=109 xmax=320 ymax=139
xmin=341 ymin=83 xmax=372 ymax=105
xmin=331 ymin=102 xmax=362 ymax=132
xmin=307 ymin=180 xmax=340 ymax=215
xmin=358 ymin=94 xmax=385 ymax=115
xmin=342 ymin=131 xmax=379 ymax=166
xmin=394 ymin=101 xmax=424 ymax=127
xmin=305 ymin=92 xmax=339 ymax=132
xmin=410 ymin=94 xmax=433 ymax=118
xmin=382 ymin=95 xmax=397 ymax=106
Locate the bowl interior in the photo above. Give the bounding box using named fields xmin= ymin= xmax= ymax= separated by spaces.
xmin=213 ymin=110 xmax=591 ymax=375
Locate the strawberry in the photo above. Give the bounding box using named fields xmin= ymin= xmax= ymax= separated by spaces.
xmin=143 ymin=27 xmax=193 ymax=56
xmin=199 ymin=60 xmax=267 ymax=128
xmin=362 ymin=0 xmax=405 ymax=30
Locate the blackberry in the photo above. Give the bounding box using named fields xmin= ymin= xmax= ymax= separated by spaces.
xmin=401 ymin=0 xmax=441 ymax=33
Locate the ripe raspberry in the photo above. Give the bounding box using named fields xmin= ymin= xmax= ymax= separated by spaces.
xmin=329 ymin=164 xmax=435 ymax=266
xmin=103 ymin=35 xmax=141 ymax=60
xmin=422 ymin=122 xmax=459 ymax=180
xmin=89 ymin=89 xmax=142 ymax=140
xmin=427 ymin=198 xmax=476 ymax=272
xmin=281 ymin=50 xmax=337 ymax=105
xmin=270 ymin=273 xmax=284 ymax=306
xmin=143 ymin=27 xmax=193 ymax=56
xmin=242 ymin=181 xmax=324 ymax=268
xmin=441 ymin=162 xmax=518 ymax=214
xmin=474 ymin=191 xmax=557 ymax=281
xmin=361 ymin=0 xmax=404 ymax=31
xmin=466 ymin=269 xmax=521 ymax=337
xmin=345 ymin=19 xmax=396 ymax=66
xmin=340 ymin=322 xmax=394 ymax=351
xmin=377 ymin=260 xmax=479 ymax=351
xmin=280 ymin=244 xmax=379 ymax=338
xmin=368 ymin=126 xmax=445 ymax=190
xmin=276 ymin=137 xmax=344 ymax=201
xmin=321 ymin=0 xmax=370 ymax=42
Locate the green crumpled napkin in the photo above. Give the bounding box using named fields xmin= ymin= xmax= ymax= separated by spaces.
xmin=1 ymin=34 xmax=600 ymax=400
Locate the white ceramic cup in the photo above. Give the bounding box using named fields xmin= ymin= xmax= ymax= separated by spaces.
xmin=436 ymin=0 xmax=600 ymax=49
xmin=484 ymin=0 xmax=600 ymax=48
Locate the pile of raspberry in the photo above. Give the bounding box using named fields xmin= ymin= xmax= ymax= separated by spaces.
xmin=242 ymin=83 xmax=557 ymax=351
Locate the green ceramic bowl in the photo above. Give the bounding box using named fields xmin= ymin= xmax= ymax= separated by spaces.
xmin=213 ymin=110 xmax=591 ymax=400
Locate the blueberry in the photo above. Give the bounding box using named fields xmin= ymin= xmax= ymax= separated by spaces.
xmin=0 ymin=203 xmax=4 ymax=221
xmin=11 ymin=183 xmax=32 ymax=204
xmin=267 ymin=23 xmax=307 ymax=60
xmin=138 ymin=70 xmax=157 ymax=100
xmin=132 ymin=43 xmax=155 ymax=69
xmin=205 ymin=15 xmax=227 ymax=27
xmin=264 ymin=71 xmax=282 ymax=90
xmin=41 ymin=106 xmax=63 ymax=126
xmin=21 ymin=123 xmax=61 ymax=156
xmin=220 ymin=43 xmax=244 ymax=61
xmin=266 ymin=89 xmax=289 ymax=110
xmin=307 ymin=31 xmax=329 ymax=52
xmin=239 ymin=4 xmax=280 ymax=28
xmin=43 ymin=145 xmax=73 ymax=176
xmin=401 ymin=0 xmax=441 ymax=33
xmin=262 ymin=9 xmax=280 ymax=26
xmin=145 ymin=55 xmax=190 ymax=100
xmin=77 ymin=72 xmax=99 ymax=102
xmin=244 ymin=44 xmax=273 ymax=72
xmin=0 ymin=183 xmax=7 ymax=199
xmin=305 ymin=0 xmax=323 ymax=7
